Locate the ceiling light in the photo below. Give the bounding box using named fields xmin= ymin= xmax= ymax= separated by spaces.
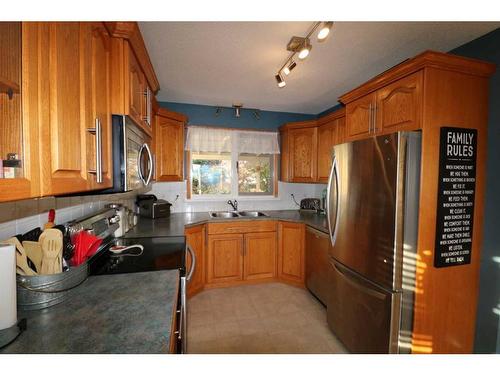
xmin=283 ymin=61 xmax=297 ymax=76
xmin=298 ymin=38 xmax=312 ymax=60
xmin=275 ymin=73 xmax=286 ymax=88
xmin=317 ymin=22 xmax=333 ymax=41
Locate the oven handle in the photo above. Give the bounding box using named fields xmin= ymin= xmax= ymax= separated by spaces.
xmin=186 ymin=244 xmax=196 ymax=283
xmin=180 ymin=276 xmax=187 ymax=354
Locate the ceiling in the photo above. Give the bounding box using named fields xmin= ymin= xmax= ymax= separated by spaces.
xmin=139 ymin=22 xmax=500 ymax=114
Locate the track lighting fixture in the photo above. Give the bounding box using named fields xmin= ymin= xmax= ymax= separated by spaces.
xmin=317 ymin=21 xmax=333 ymax=41
xmin=282 ymin=61 xmax=296 ymax=75
xmin=274 ymin=22 xmax=333 ymax=88
xmin=233 ymin=103 xmax=243 ymax=118
xmin=275 ymin=73 xmax=286 ymax=88
xmin=298 ymin=38 xmax=312 ymax=60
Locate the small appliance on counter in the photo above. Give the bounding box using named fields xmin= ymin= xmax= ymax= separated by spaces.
xmin=136 ymin=194 xmax=172 ymax=219
xmin=300 ymin=198 xmax=322 ymax=212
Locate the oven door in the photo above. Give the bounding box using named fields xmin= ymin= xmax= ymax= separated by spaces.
xmin=124 ymin=117 xmax=153 ymax=191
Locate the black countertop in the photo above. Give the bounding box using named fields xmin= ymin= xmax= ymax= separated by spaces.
xmin=123 ymin=210 xmax=329 ymax=238
xmin=1 ymin=270 xmax=178 ymax=354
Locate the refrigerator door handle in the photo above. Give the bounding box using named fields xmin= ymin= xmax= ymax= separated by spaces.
xmin=332 ymin=260 xmax=387 ymax=300
xmin=327 ymin=156 xmax=341 ymax=247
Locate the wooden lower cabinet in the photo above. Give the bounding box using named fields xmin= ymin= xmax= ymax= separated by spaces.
xmin=243 ymin=232 xmax=277 ymax=280
xmin=207 ymin=234 xmax=244 ymax=284
xmin=278 ymin=221 xmax=305 ymax=285
xmin=185 ymin=225 xmax=205 ymax=297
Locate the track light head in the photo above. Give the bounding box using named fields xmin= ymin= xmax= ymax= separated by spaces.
xmin=283 ymin=61 xmax=297 ymax=76
xmin=275 ymin=73 xmax=286 ymax=88
xmin=298 ymin=38 xmax=312 ymax=60
xmin=317 ymin=21 xmax=333 ymax=42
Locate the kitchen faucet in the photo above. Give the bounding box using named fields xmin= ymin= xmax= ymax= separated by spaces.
xmin=227 ymin=199 xmax=238 ymax=211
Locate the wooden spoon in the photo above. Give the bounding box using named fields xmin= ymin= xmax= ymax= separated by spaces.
xmin=39 ymin=229 xmax=63 ymax=275
xmin=22 ymin=240 xmax=43 ymax=272
xmin=2 ymin=237 xmax=37 ymax=276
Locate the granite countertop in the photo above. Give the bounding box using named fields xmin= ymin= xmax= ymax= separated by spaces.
xmin=1 ymin=270 xmax=179 ymax=354
xmin=123 ymin=210 xmax=329 ymax=238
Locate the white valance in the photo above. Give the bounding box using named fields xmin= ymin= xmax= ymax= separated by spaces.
xmin=237 ymin=130 xmax=280 ymax=155
xmin=185 ymin=127 xmax=233 ymax=153
xmin=185 ymin=127 xmax=280 ymax=154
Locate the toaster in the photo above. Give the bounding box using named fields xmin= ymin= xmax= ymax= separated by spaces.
xmin=136 ymin=194 xmax=172 ymax=219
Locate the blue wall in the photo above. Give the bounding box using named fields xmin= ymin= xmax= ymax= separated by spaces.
xmin=317 ymin=103 xmax=344 ymax=118
xmin=450 ymin=28 xmax=500 ymax=354
xmin=159 ymin=101 xmax=316 ymax=130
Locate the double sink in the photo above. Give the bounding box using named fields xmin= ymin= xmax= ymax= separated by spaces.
xmin=209 ymin=211 xmax=268 ymax=219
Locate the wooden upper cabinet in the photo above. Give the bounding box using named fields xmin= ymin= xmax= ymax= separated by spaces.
xmin=278 ymin=221 xmax=305 ymax=285
xmin=317 ymin=109 xmax=346 ymax=183
xmin=243 ymin=232 xmax=277 ymax=281
xmin=207 ymin=234 xmax=244 ymax=284
xmin=155 ymin=108 xmax=186 ymax=182
xmin=0 ymin=22 xmax=41 ymax=202
xmin=375 ymin=71 xmax=423 ymax=132
xmin=345 ymin=92 xmax=376 ymax=141
xmin=317 ymin=122 xmax=335 ymax=183
xmin=39 ymin=22 xmax=90 ymax=196
xmin=127 ymin=44 xmax=146 ymax=129
xmin=289 ymin=126 xmax=318 ymax=183
xmin=88 ymin=22 xmax=112 ymax=190
xmin=185 ymin=224 xmax=205 ymax=297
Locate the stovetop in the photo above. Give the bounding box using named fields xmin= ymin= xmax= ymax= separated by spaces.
xmin=89 ymin=236 xmax=186 ymax=276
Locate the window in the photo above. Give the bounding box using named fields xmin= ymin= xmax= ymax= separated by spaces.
xmin=191 ymin=152 xmax=232 ymax=196
xmin=186 ymin=127 xmax=279 ymax=198
xmin=238 ymin=153 xmax=274 ymax=195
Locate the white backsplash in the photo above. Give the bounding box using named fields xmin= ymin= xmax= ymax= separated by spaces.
xmin=0 ymin=200 xmax=108 ymax=241
xmin=151 ymin=181 xmax=328 ymax=213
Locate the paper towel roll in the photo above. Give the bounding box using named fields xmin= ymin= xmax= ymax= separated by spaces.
xmin=0 ymin=243 xmax=17 ymax=330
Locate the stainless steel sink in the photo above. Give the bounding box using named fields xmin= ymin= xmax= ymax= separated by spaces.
xmin=237 ymin=211 xmax=268 ymax=217
xmin=209 ymin=211 xmax=240 ymax=218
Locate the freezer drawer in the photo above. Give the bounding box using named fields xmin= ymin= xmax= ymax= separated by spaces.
xmin=305 ymin=227 xmax=330 ymax=305
xmin=327 ymin=259 xmax=400 ymax=353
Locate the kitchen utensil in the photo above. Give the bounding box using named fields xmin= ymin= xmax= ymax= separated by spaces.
xmin=44 ymin=209 xmax=56 ymax=229
xmin=39 ymin=229 xmax=63 ymax=275
xmin=53 ymin=224 xmax=75 ymax=261
xmin=22 ymin=241 xmax=42 ymax=272
xmin=106 ymin=203 xmax=126 ymax=237
xmin=2 ymin=237 xmax=36 ymax=276
xmin=72 ymin=230 xmax=102 ymax=266
xmin=20 ymin=227 xmax=42 ymax=242
xmin=109 ymin=244 xmax=144 ymax=256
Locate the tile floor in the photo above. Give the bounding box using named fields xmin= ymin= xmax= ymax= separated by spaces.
xmin=187 ymin=282 xmax=348 ymax=354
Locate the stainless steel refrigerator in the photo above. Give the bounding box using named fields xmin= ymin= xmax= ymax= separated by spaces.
xmin=326 ymin=131 xmax=421 ymax=354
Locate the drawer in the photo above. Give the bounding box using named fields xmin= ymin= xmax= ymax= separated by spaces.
xmin=207 ymin=220 xmax=277 ymax=234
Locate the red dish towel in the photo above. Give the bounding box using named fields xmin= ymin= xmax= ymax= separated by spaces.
xmin=72 ymin=231 xmax=102 ymax=266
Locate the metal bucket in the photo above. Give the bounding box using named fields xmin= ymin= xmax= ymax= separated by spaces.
xmin=16 ymin=262 xmax=89 ymax=311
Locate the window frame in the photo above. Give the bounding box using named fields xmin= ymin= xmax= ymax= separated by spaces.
xmin=185 ymin=130 xmax=279 ymax=200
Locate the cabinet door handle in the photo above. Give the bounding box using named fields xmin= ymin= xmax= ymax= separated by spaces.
xmin=368 ymin=103 xmax=373 ymax=133
xmin=373 ymin=103 xmax=378 ymax=133
xmin=87 ymin=118 xmax=103 ymax=183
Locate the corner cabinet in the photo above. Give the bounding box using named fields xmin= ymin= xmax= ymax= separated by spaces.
xmin=278 ymin=221 xmax=305 ymax=285
xmin=154 ymin=108 xmax=186 ymax=182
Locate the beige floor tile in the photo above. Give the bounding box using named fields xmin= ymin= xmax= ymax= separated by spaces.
xmin=187 ymin=282 xmax=345 ymax=354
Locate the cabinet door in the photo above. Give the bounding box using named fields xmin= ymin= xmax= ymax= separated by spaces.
xmin=317 ymin=122 xmax=335 ymax=183
xmin=345 ymin=92 xmax=375 ymax=141
xmin=185 ymin=224 xmax=205 ymax=297
xmin=334 ymin=116 xmax=346 ymax=145
xmin=279 ymin=130 xmax=290 ymax=182
xmin=127 ymin=43 xmax=145 ymax=130
xmin=155 ymin=114 xmax=184 ymax=181
xmin=243 ymin=232 xmax=277 ymax=281
xmin=40 ymin=22 xmax=89 ymax=196
xmin=375 ymin=71 xmax=423 ymax=133
xmin=88 ymin=22 xmax=112 ymax=189
xmin=278 ymin=222 xmax=305 ymax=284
xmin=207 ymin=234 xmax=244 ymax=284
xmin=289 ymin=127 xmax=318 ymax=182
